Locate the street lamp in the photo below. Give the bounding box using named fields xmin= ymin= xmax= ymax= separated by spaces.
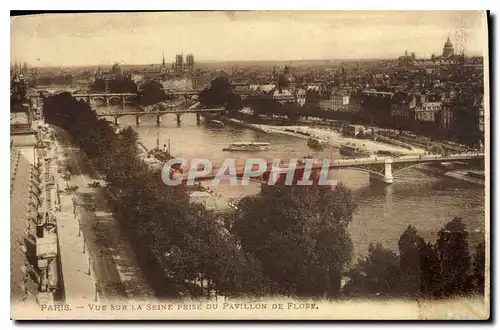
xmin=71 ymin=196 xmax=77 ymax=217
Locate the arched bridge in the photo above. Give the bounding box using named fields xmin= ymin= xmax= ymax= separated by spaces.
xmin=169 ymin=153 xmax=485 ymax=185
xmin=71 ymin=90 xmax=202 ymax=108
xmin=28 ymin=88 xmax=203 ymax=108
xmin=71 ymin=92 xmax=138 ymax=108
xmin=96 ymin=108 xmax=226 ymax=126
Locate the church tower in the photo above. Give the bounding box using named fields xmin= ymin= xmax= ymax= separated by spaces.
xmin=160 ymin=52 xmax=167 ymax=73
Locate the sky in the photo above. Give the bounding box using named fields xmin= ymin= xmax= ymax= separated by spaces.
xmin=11 ymin=11 xmax=488 ymax=67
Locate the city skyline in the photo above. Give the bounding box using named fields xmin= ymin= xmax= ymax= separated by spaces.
xmin=11 ymin=11 xmax=487 ymax=67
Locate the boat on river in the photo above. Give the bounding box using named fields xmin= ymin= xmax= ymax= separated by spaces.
xmin=307 ymin=137 xmax=326 ymax=150
xmin=148 ymin=133 xmax=173 ymax=162
xmin=339 ymin=143 xmax=371 ymax=158
xmin=223 ymin=142 xmax=271 ymax=152
xmin=209 ymin=119 xmax=225 ymax=128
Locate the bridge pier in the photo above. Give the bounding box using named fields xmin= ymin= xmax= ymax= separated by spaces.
xmin=156 ymin=115 xmax=162 ymax=127
xmin=114 ymin=116 xmax=119 ymax=126
xmin=176 ymin=114 xmax=181 ymax=125
xmin=196 ymin=113 xmax=201 ymax=125
xmin=105 ymin=97 xmax=109 ymax=107
xmin=121 ymin=95 xmax=126 ymax=109
xmin=136 ymin=116 xmax=141 ymax=127
xmin=369 ymin=159 xmax=393 ymax=184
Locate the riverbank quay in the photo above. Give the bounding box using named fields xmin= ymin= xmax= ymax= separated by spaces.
xmin=444 ymin=170 xmax=485 ymax=186
xmin=224 ymin=113 xmax=470 ymax=154
xmin=46 ymin=125 xmax=155 ymax=303
xmin=220 ymin=115 xmax=424 ymax=156
xmin=415 ymin=164 xmax=484 ymax=186
xmin=217 ymin=116 xmax=269 ymax=133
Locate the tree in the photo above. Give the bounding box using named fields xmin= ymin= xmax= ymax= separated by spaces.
xmin=418 ymin=241 xmax=442 ymax=298
xmin=138 ymin=80 xmax=166 ymax=106
xmin=436 ymin=217 xmax=473 ymax=296
xmin=345 ymin=243 xmax=400 ymax=297
xmin=232 ymin=183 xmax=356 ymax=298
xmin=199 ymin=76 xmax=233 ymax=108
xmin=398 ymin=225 xmax=425 ymax=296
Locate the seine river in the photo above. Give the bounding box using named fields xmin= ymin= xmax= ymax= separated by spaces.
xmin=110 ymin=108 xmax=485 ymax=260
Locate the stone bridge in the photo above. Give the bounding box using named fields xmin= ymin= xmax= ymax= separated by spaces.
xmin=96 ymin=108 xmax=226 ymax=126
xmin=71 ymin=93 xmax=137 ymax=108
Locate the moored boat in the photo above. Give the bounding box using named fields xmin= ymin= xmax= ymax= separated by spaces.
xmin=223 ymin=142 xmax=271 ymax=152
xmin=339 ymin=143 xmax=371 ymax=158
xmin=209 ymin=119 xmax=225 ymax=128
xmin=307 ymin=137 xmax=326 ymax=150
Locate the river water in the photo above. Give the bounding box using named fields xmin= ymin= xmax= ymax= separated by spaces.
xmin=109 ymin=107 xmax=485 ymax=260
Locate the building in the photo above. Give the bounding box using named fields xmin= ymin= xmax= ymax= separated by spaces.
xmin=160 ymin=77 xmax=194 ymax=92
xmin=440 ymin=100 xmax=454 ymax=130
xmin=439 ymin=93 xmax=484 ymax=136
xmin=442 ymin=36 xmax=455 ymax=58
xmin=349 ymin=93 xmax=363 ymax=113
xmin=131 ymin=74 xmax=144 ymax=85
xmin=93 ymin=63 xmax=137 ymax=93
xmin=174 ymin=54 xmax=183 ymax=73
xmin=390 ymin=92 xmax=416 ymax=119
xmin=186 ymin=54 xmax=195 ymax=69
xmin=11 ymin=74 xmax=29 ymax=114
xmin=361 ymin=90 xmax=394 ymax=117
xmin=272 ymin=88 xmax=295 ymax=104
xmin=319 ymin=90 xmax=351 ymax=112
xmin=478 ymin=95 xmax=484 ymax=133
xmin=160 ymin=53 xmax=168 ymax=74
xmin=11 ymin=72 xmax=50 ymax=307
xmin=414 ymin=101 xmax=442 ymax=122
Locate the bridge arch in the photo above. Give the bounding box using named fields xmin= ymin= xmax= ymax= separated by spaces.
xmin=91 ymin=96 xmax=106 ymax=105
xmin=74 ymin=96 xmax=88 ymax=102
xmin=108 ymin=95 xmax=122 ymax=105
xmin=123 ymin=95 xmax=136 ymax=102
xmin=391 ymin=162 xmax=431 ymax=176
xmin=333 ymin=163 xmax=386 ymax=177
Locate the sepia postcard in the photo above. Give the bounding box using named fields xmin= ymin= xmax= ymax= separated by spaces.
xmin=10 ymin=10 xmax=490 ymax=320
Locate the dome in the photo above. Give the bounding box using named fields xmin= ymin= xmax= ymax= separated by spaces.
xmin=444 ymin=37 xmax=453 ymax=48
xmin=442 ymin=37 xmax=454 ymax=57
xmin=111 ymin=63 xmax=122 ymax=74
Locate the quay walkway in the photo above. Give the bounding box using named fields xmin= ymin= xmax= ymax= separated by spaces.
xmin=54 ymin=181 xmax=98 ymax=304
xmin=51 ymin=140 xmax=98 ymax=305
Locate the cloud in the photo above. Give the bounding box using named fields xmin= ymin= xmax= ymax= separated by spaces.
xmin=10 ymin=11 xmax=487 ymax=66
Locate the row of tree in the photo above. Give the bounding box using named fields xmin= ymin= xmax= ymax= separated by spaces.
xmin=91 ymin=78 xmax=138 ymax=94
xmin=28 ymin=75 xmax=74 ymax=87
